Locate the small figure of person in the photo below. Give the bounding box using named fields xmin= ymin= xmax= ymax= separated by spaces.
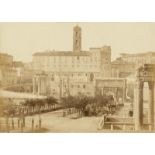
xmin=32 ymin=118 xmax=34 ymax=130
xmin=12 ymin=119 xmax=14 ymax=130
xmin=23 ymin=117 xmax=25 ymax=127
xmin=39 ymin=118 xmax=42 ymax=129
xmin=18 ymin=119 xmax=20 ymax=128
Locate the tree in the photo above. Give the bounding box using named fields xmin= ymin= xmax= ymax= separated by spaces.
xmin=23 ymin=99 xmax=35 ymax=114
xmin=39 ymin=99 xmax=46 ymax=112
xmin=61 ymin=96 xmax=96 ymax=117
xmin=0 ymin=97 xmax=5 ymax=116
xmin=46 ymin=97 xmax=58 ymax=110
xmin=61 ymin=96 xmax=76 ymax=109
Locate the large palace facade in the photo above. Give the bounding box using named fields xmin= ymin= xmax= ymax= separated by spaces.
xmin=0 ymin=53 xmax=17 ymax=87
xmin=32 ymin=26 xmax=111 ymax=98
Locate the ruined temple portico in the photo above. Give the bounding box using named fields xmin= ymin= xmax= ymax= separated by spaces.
xmin=134 ymin=64 xmax=155 ymax=131
xmin=33 ymin=72 xmax=48 ymax=95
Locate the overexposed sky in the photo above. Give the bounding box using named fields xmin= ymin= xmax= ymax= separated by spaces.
xmin=0 ymin=22 xmax=155 ymax=62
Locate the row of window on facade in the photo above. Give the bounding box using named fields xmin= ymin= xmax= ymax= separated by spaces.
xmin=123 ymin=56 xmax=152 ymax=64
xmin=50 ymin=73 xmax=95 ymax=80
xmin=35 ymin=64 xmax=99 ymax=69
xmin=34 ymin=56 xmax=99 ymax=64
xmin=34 ymin=62 xmax=98 ymax=67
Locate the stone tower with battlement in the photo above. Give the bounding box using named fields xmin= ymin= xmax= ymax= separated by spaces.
xmin=73 ymin=25 xmax=81 ymax=52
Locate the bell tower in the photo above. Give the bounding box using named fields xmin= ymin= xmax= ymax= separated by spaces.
xmin=73 ymin=25 xmax=81 ymax=52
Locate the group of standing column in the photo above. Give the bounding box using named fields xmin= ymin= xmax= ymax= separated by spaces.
xmin=134 ymin=79 xmax=154 ymax=131
xmin=33 ymin=75 xmax=48 ymax=95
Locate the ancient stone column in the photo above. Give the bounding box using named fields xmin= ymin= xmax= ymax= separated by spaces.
xmin=41 ymin=77 xmax=46 ymax=95
xmin=123 ymin=79 xmax=127 ymax=103
xmin=38 ymin=77 xmax=41 ymax=95
xmin=122 ymin=87 xmax=125 ymax=104
xmin=40 ymin=77 xmax=42 ymax=95
xmin=135 ymin=80 xmax=144 ymax=131
xmin=33 ymin=76 xmax=36 ymax=94
xmin=44 ymin=76 xmax=47 ymax=95
xmin=148 ymin=81 xmax=154 ymax=131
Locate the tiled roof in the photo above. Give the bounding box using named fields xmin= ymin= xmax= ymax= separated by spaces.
xmin=33 ymin=50 xmax=90 ymax=56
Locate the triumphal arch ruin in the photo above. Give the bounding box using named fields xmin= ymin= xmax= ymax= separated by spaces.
xmin=95 ymin=78 xmax=126 ymax=104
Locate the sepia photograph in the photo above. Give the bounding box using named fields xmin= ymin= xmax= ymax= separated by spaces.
xmin=0 ymin=22 xmax=155 ymax=133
